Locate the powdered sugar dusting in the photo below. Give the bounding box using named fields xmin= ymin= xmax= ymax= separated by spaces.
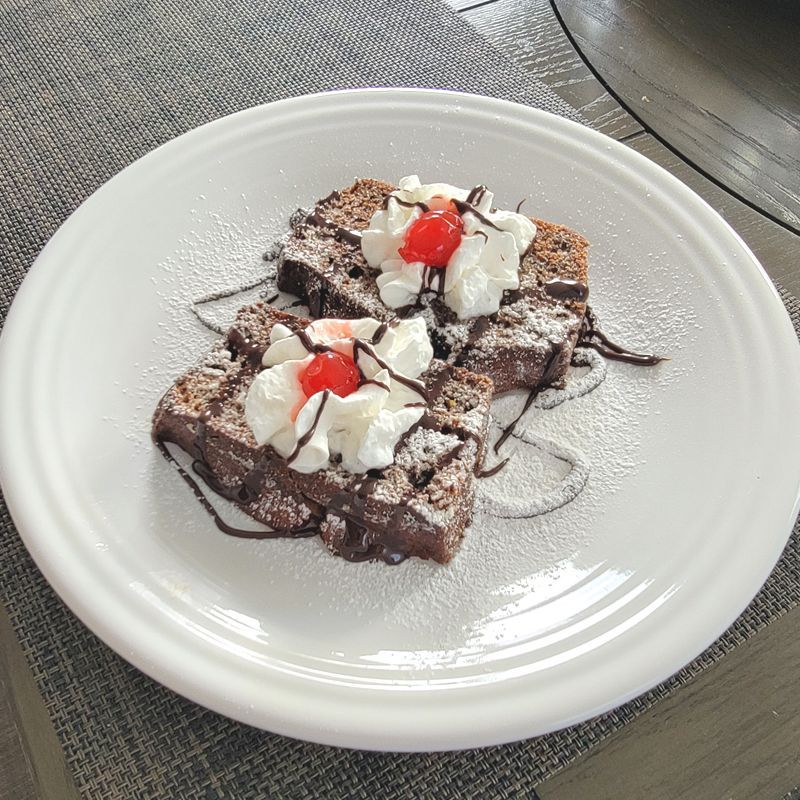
xmin=476 ymin=425 xmax=589 ymax=518
xmin=395 ymin=428 xmax=462 ymax=471
xmin=190 ymin=258 xmax=312 ymax=335
xmin=535 ymin=348 xmax=607 ymax=409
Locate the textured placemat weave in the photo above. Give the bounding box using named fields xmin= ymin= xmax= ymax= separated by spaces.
xmin=1 ymin=1 xmax=799 ymax=798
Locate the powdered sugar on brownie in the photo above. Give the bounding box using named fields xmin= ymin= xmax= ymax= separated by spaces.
xmin=471 ymin=300 xmax=575 ymax=355
xmin=395 ymin=427 xmax=462 ymax=471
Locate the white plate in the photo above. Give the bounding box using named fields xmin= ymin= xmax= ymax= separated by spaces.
xmin=2 ymin=89 xmax=800 ymax=751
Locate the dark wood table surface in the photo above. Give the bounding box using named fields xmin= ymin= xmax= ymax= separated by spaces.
xmin=2 ymin=1 xmax=800 ymax=797
xmin=553 ymin=0 xmax=800 ymax=234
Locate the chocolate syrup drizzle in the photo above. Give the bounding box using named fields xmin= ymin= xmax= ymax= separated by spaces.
xmin=576 ymin=306 xmax=666 ymax=366
xmin=493 ymin=345 xmax=565 ymax=456
xmin=475 ymin=458 xmax=510 ymax=479
xmin=226 ymin=327 xmax=266 ymax=366
xmin=371 ymin=321 xmax=390 ymax=345
xmin=361 ymin=378 xmax=391 ymax=392
xmin=326 ymin=475 xmax=429 ymax=565
xmin=287 ymin=390 xmax=331 ymax=465
xmin=384 ymin=195 xmax=429 ymax=212
xmin=466 ymin=185 xmax=489 ymax=206
xmin=304 ymin=208 xmax=362 ymax=247
xmin=155 ymin=440 xmax=318 ymax=539
xmin=396 ymin=264 xmax=446 ymax=318
xmin=544 ymin=278 xmax=589 ymax=303
xmin=303 ymin=192 xmax=362 ymax=246
xmin=352 ymin=339 xmax=429 ymax=402
xmin=451 ymin=198 xmax=503 ymax=232
xmin=292 ymin=327 xmax=333 ymax=354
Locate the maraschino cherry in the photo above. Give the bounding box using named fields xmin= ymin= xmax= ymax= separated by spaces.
xmin=301 ymin=351 xmax=360 ymax=398
xmin=399 ymin=209 xmax=463 ymax=267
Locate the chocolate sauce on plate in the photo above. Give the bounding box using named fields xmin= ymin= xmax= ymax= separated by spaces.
xmin=155 ymin=439 xmax=317 ymax=540
xmin=577 ymin=306 xmax=666 ymax=366
xmin=475 ymin=457 xmax=510 ymax=479
xmin=494 ymin=345 xmax=564 ymax=455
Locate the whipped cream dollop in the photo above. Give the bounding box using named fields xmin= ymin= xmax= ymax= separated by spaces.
xmin=244 ymin=317 xmax=433 ymax=474
xmin=361 ymin=175 xmax=537 ymax=319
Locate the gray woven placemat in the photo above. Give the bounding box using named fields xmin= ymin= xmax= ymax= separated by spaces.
xmin=1 ymin=1 xmax=798 ymax=798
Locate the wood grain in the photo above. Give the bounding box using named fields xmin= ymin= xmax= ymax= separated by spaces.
xmin=536 ymin=603 xmax=800 ymax=800
xmin=0 ymin=689 xmax=36 ymax=800
xmin=553 ymin=0 xmax=800 ymax=232
xmin=462 ymin=0 xmax=643 ymax=139
xmin=0 ymin=603 xmax=81 ymax=800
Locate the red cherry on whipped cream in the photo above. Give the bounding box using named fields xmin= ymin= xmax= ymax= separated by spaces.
xmin=399 ymin=209 xmax=463 ymax=267
xmin=301 ymin=351 xmax=360 ymax=398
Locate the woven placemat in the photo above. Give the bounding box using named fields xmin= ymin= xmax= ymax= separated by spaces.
xmin=1 ymin=1 xmax=799 ymax=798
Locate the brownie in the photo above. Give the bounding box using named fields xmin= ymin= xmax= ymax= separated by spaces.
xmin=152 ymin=302 xmax=494 ymax=564
xmin=277 ymin=179 xmax=590 ymax=394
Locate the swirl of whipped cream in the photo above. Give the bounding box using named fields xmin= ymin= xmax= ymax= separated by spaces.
xmin=244 ymin=317 xmax=433 ymax=474
xmin=361 ymin=175 xmax=537 ymax=319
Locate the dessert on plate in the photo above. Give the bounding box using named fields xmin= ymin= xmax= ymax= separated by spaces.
xmin=154 ymin=177 xmax=663 ymax=565
xmin=277 ymin=176 xmax=591 ymax=393
xmin=153 ymin=303 xmax=493 ymax=564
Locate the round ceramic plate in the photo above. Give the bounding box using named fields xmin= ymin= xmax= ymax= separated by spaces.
xmin=2 ymin=89 xmax=800 ymax=751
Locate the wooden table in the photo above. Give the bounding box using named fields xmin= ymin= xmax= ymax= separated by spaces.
xmin=3 ymin=1 xmax=799 ymax=797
